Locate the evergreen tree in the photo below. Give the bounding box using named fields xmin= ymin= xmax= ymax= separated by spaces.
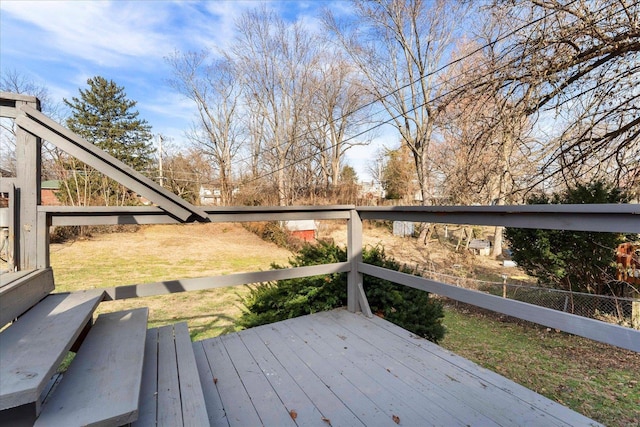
xmin=240 ymin=241 xmax=446 ymax=343
xmin=65 ymin=76 xmax=154 ymax=170
xmin=62 ymin=77 xmax=155 ymax=206
xmin=505 ymin=182 xmax=628 ymax=295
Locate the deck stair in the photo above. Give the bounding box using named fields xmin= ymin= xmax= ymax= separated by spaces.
xmin=33 ymin=308 xmax=149 ymax=426
xmin=1 ymin=283 xmax=211 ymax=427
xmin=0 ymin=269 xmax=55 ymax=327
xmin=0 ymin=288 xmax=104 ymax=425
xmin=133 ymin=323 xmax=209 ymax=426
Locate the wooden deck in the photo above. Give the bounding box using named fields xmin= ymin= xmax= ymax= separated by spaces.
xmin=193 ymin=309 xmax=601 ymax=427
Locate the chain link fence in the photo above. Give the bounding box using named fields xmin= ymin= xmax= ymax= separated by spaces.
xmin=417 ymin=269 xmax=639 ymax=328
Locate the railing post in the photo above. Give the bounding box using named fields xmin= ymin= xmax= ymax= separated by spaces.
xmin=15 ymin=97 xmax=42 ymax=270
xmin=347 ymin=209 xmax=371 ymax=316
xmin=347 ymin=209 xmax=362 ymax=312
xmin=37 ymin=210 xmax=50 ymax=269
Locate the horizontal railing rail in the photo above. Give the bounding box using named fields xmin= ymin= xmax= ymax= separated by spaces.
xmin=357 ymin=204 xmax=640 ymax=233
xmin=359 ymin=263 xmax=640 ymax=352
xmin=39 ymin=205 xmax=355 ymax=226
xmin=102 ymin=262 xmax=350 ymax=301
xmin=29 ymin=203 xmax=640 ymax=353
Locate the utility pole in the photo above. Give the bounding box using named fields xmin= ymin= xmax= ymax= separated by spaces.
xmin=157 ymin=134 xmax=164 ymax=187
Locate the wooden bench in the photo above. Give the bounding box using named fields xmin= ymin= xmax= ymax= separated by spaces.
xmin=0 ymin=289 xmax=103 ymax=425
xmin=133 ymin=322 xmax=209 ymax=426
xmin=34 ymin=308 xmax=148 ymax=427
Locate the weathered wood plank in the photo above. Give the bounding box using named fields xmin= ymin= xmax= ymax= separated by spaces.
xmin=263 ymin=321 xmax=389 ymax=426
xmin=134 ymin=323 xmax=208 ymax=427
xmin=132 ymin=328 xmax=158 ymax=427
xmin=0 ymin=290 xmax=103 ymax=412
xmin=0 ymin=270 xmax=34 ymax=288
xmin=34 ymin=308 xmax=148 ymax=427
xmin=248 ymin=325 xmax=365 ymax=427
xmin=157 ymin=325 xmax=182 ymax=425
xmin=15 ymin=99 xmax=42 ymax=270
xmin=103 ymin=262 xmax=350 ymax=300
xmin=309 ymin=311 xmax=496 ymax=426
xmin=0 ymin=92 xmax=38 ymax=104
xmin=193 ymin=342 xmax=229 ymax=427
xmin=197 ymin=309 xmax=602 ymax=427
xmin=200 ymin=337 xmax=264 ymax=426
xmin=336 ymin=310 xmax=601 ymax=426
xmin=173 ymin=322 xmax=209 ymax=426
xmin=357 ymin=204 xmax=640 ymax=233
xmin=219 ymin=333 xmax=297 ymax=427
xmin=0 ymin=268 xmax=54 ymax=327
xmin=236 ymin=328 xmax=330 ymax=427
xmin=282 ymin=316 xmax=450 ymax=426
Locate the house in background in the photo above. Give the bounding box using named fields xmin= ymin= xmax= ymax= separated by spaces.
xmin=41 ymin=180 xmax=62 ymax=206
xmin=199 ymin=185 xmax=222 ymax=206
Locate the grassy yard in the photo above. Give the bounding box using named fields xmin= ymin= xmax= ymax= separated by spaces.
xmin=48 ymin=223 xmax=639 ymax=425
xmin=50 ymin=223 xmax=292 ymax=340
xmin=440 ymin=303 xmax=640 ymax=426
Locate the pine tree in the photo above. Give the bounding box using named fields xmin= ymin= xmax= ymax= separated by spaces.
xmin=65 ymin=76 xmax=154 ymax=171
xmin=61 ymin=77 xmax=155 ymax=206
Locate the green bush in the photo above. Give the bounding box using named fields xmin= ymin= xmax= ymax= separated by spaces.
xmin=505 ymin=181 xmax=627 ymax=295
xmin=240 ymin=240 xmax=446 ymax=343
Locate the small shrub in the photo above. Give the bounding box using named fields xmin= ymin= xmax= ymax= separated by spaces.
xmin=243 ymin=221 xmax=304 ymax=251
xmin=240 ymin=240 xmax=446 ymax=343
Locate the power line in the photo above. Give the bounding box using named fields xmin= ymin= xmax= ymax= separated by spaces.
xmin=242 ymin=0 xmax=629 ymax=186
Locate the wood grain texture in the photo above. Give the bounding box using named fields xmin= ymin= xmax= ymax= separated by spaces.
xmin=0 ymin=268 xmax=54 ymax=327
xmin=34 ymin=308 xmax=148 ymax=427
xmin=195 ymin=309 xmax=602 ymax=427
xmin=134 ymin=323 xmax=209 ymax=427
xmin=0 ymin=289 xmax=103 ymax=411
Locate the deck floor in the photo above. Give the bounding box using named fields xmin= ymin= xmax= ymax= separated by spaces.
xmin=193 ymin=309 xmax=600 ymax=427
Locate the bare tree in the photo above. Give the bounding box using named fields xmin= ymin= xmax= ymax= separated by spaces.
xmin=230 ymin=7 xmax=319 ymax=206
xmin=162 ymin=147 xmax=215 ymax=205
xmin=325 ymin=0 xmax=467 ymax=206
xmin=0 ymin=70 xmax=62 ymax=176
xmin=305 ymin=50 xmax=374 ymax=194
xmin=492 ymin=0 xmax=640 ymax=188
xmin=166 ymin=52 xmax=241 ymax=206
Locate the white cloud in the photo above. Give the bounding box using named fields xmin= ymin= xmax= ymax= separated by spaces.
xmin=1 ymin=1 xmax=176 ymax=67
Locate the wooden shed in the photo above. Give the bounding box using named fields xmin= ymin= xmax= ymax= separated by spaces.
xmin=285 ymin=219 xmax=317 ymax=242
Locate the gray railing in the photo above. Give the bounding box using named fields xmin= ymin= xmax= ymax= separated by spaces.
xmin=419 ymin=270 xmax=639 ymax=327
xmin=2 ymin=91 xmax=639 ymax=354
xmin=28 ymin=204 xmax=640 ymax=353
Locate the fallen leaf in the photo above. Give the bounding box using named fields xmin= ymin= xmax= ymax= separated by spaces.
xmin=289 ymin=409 xmax=297 ymax=420
xmin=213 ymin=377 xmax=218 ymax=384
xmin=322 ymin=417 xmax=331 ymax=424
xmin=392 ymin=414 xmax=400 ymax=424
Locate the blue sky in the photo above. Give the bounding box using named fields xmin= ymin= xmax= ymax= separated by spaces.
xmin=1 ymin=0 xmax=382 ymax=180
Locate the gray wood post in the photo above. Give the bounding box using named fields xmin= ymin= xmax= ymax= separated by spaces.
xmin=347 ymin=209 xmax=371 ymax=316
xmin=15 ymin=98 xmax=42 ymax=270
xmin=37 ymin=210 xmax=50 ymax=269
xmin=8 ymin=184 xmax=18 ymax=270
xmin=347 ymin=209 xmax=362 ymax=313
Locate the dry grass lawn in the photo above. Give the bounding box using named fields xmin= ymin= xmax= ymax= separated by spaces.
xmin=50 ymin=222 xmax=292 ymax=340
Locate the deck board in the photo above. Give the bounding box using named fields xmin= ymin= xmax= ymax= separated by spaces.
xmin=193 ymin=342 xmax=228 ymax=427
xmin=34 ymin=308 xmax=148 ymax=427
xmin=196 ymin=308 xmax=602 ymax=427
xmin=0 ymin=289 xmax=103 ymax=412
